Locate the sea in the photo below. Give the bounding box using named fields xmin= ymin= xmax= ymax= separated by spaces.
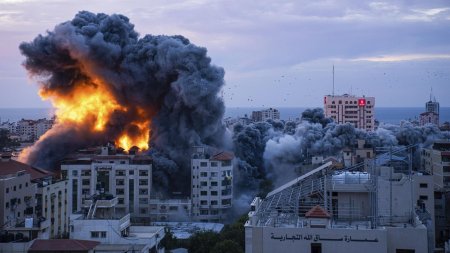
xmin=0 ymin=107 xmax=449 ymax=125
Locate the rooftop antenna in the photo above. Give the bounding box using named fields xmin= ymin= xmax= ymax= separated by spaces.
xmin=332 ymin=65 xmax=335 ymax=96
xmin=430 ymin=87 xmax=432 ymax=101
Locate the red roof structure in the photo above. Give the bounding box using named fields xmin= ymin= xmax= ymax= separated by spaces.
xmin=305 ymin=205 xmax=331 ymax=219
xmin=28 ymin=239 xmax=100 ymax=252
xmin=211 ymin=151 xmax=234 ymax=161
xmin=0 ymin=158 xmax=52 ymax=180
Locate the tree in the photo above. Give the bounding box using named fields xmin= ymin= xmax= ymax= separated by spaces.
xmin=211 ymin=240 xmax=243 ymax=253
xmin=188 ymin=231 xmax=220 ymax=253
xmin=0 ymin=129 xmax=19 ymax=150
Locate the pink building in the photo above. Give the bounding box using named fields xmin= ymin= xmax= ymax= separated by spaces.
xmin=324 ymin=94 xmax=375 ymax=131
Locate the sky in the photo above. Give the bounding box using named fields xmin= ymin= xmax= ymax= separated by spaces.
xmin=0 ymin=0 xmax=450 ymax=108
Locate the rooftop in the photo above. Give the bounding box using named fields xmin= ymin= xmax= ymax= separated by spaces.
xmin=28 ymin=239 xmax=99 ymax=252
xmin=0 ymin=158 xmax=52 ymax=180
xmin=305 ymin=205 xmax=331 ymax=219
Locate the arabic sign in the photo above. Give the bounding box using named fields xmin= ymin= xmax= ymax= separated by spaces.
xmin=270 ymin=233 xmax=379 ymax=243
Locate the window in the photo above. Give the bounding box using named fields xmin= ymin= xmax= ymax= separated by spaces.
xmin=116 ymin=189 xmax=124 ymax=195
xmin=72 ymin=170 xmax=78 ymax=176
xmin=395 ymin=250 xmax=414 ymax=253
xmin=129 ymin=170 xmax=134 ymax=175
xmin=169 ymin=206 xmax=178 ymax=211
xmin=118 ymin=198 xmax=124 ymax=204
xmin=6 ymin=202 xmax=9 ymax=208
xmin=19 ymin=184 xmax=22 ymax=189
xmin=91 ymin=231 xmax=100 ymax=238
xmin=210 ymin=210 xmax=219 ymax=215
xmin=139 ymin=198 xmax=148 ymax=204
xmin=200 ymin=172 xmax=208 ymax=177
xmin=81 ymin=170 xmax=91 ymax=176
xmin=101 ymin=231 xmax=107 ymax=238
xmin=200 ymin=191 xmax=207 ymax=196
xmin=222 ymin=199 xmax=231 ymax=205
xmin=419 ymin=195 xmax=428 ymax=200
xmin=5 ymin=188 xmax=8 ymax=193
xmin=211 ymin=172 xmax=218 ymax=177
xmin=139 ymin=188 xmax=148 ymax=195
xmin=311 ymin=243 xmax=322 ymax=253
xmin=200 ymin=200 xmax=208 ymax=205
xmin=200 ymin=181 xmax=207 ymax=187
xmin=139 ymin=179 xmax=148 ymax=186
xmin=211 ymin=162 xmax=218 ymax=167
xmin=419 ymin=183 xmax=428 ymax=188
xmin=211 ymin=191 xmax=218 ymax=196
xmin=115 ymin=170 xmax=125 ymax=176
xmin=13 ymin=186 xmax=16 ymax=191
xmin=116 ymin=179 xmax=124 ymax=186
xmin=211 ymin=200 xmax=218 ymax=205
xmin=211 ymin=181 xmax=218 ymax=187
xmin=200 ymin=210 xmax=209 ymax=215
xmin=200 ymin=162 xmax=208 ymax=167
xmin=139 ymin=170 xmax=148 ymax=176
xmin=82 ymin=179 xmax=90 ymax=186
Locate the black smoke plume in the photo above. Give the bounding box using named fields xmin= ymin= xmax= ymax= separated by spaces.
xmin=19 ymin=11 xmax=226 ymax=193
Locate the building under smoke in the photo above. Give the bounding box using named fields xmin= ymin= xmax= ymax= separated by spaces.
xmin=18 ymin=11 xmax=227 ymax=198
xmin=245 ymin=146 xmax=435 ymax=253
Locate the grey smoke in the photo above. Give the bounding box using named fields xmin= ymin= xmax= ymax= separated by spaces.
xmin=233 ymin=108 xmax=450 ymax=192
xmin=19 ymin=11 xmax=226 ymax=193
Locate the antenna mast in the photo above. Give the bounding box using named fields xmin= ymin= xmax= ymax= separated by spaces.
xmin=332 ymin=65 xmax=335 ymax=96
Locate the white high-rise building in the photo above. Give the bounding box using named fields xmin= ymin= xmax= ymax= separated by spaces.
xmin=191 ymin=146 xmax=233 ymax=222
xmin=324 ymin=94 xmax=375 ymax=131
xmin=251 ymin=108 xmax=280 ymax=122
xmin=61 ymin=146 xmax=152 ymax=223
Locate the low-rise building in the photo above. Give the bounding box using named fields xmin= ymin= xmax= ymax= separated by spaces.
xmin=70 ymin=194 xmax=165 ymax=253
xmin=246 ymin=147 xmax=435 ymax=253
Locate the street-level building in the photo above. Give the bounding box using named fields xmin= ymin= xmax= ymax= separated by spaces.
xmin=69 ymin=194 xmax=165 ymax=253
xmin=324 ymin=94 xmax=375 ymax=131
xmin=246 ymin=147 xmax=435 ymax=253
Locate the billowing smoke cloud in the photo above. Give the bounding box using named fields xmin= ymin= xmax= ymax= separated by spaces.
xmin=19 ymin=11 xmax=226 ymax=193
xmin=233 ymin=108 xmax=450 ymax=194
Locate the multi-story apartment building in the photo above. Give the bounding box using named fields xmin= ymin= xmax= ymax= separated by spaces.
xmin=324 ymin=94 xmax=375 ymax=131
xmin=61 ymin=146 xmax=152 ymax=223
xmin=191 ymin=146 xmax=233 ymax=222
xmin=35 ymin=118 xmax=54 ymax=140
xmin=14 ymin=118 xmax=54 ymax=142
xmin=0 ymin=153 xmax=69 ymax=241
xmin=16 ymin=119 xmax=37 ymax=141
xmin=251 ymin=108 xmax=280 ymax=122
xmin=422 ymin=140 xmax=450 ymax=247
xmin=246 ymin=149 xmax=435 ymax=253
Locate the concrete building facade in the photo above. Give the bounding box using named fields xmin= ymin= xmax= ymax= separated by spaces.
xmin=191 ymin=147 xmax=233 ymax=222
xmin=69 ymin=194 xmax=165 ymax=253
xmin=324 ymin=94 xmax=375 ymax=131
xmin=61 ymin=147 xmax=153 ymax=223
xmin=422 ymin=140 xmax=450 ymax=248
xmin=0 ymin=153 xmax=69 ymax=241
xmin=251 ymin=108 xmax=280 ymax=122
xmin=246 ymin=148 xmax=435 ymax=253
